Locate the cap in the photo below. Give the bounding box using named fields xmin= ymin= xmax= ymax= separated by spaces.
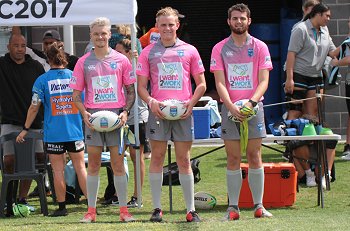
xmin=42 ymin=29 xmax=61 ymax=41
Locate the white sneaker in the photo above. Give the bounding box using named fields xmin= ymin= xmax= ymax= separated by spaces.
xmin=306 ymin=175 xmax=317 ymax=187
xmin=341 ymin=153 xmax=350 ymax=161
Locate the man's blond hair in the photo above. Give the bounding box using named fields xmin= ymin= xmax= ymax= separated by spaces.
xmin=89 ymin=17 xmax=111 ymax=31
xmin=156 ymin=7 xmax=180 ymax=22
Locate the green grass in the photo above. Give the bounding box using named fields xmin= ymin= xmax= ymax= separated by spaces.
xmin=2 ymin=144 xmax=350 ymax=231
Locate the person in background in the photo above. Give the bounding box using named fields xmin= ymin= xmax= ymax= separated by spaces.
xmin=70 ymin=17 xmax=136 ymax=223
xmin=16 ymin=42 xmax=87 ymax=217
xmin=332 ymin=17 xmax=350 ymax=159
xmin=210 ymin=3 xmax=273 ymax=220
xmin=137 ymin=7 xmax=206 ymax=222
xmin=0 ymin=34 xmax=45 ymax=215
xmin=284 ymin=3 xmax=338 ymax=188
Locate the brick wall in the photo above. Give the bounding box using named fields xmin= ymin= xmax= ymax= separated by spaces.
xmin=323 ymin=0 xmax=350 ymax=135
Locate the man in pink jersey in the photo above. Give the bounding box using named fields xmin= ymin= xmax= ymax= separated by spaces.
xmin=69 ymin=17 xmax=136 ymax=223
xmin=137 ymin=7 xmax=206 ymax=222
xmin=210 ymin=4 xmax=273 ymax=220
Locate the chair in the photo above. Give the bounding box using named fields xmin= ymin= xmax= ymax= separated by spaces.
xmin=0 ymin=131 xmax=48 ymax=217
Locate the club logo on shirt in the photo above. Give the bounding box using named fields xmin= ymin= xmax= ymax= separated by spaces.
xmin=110 ymin=62 xmax=117 ymax=69
xmin=177 ymin=50 xmax=184 ymax=57
xmin=248 ymin=48 xmax=254 ymax=57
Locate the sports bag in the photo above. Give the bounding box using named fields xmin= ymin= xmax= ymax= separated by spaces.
xmin=162 ymin=159 xmax=201 ymax=186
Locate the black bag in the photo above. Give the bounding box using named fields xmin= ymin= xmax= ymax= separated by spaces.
xmin=162 ymin=159 xmax=201 ymax=186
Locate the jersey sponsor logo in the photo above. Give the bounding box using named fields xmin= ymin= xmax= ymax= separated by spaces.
xmin=248 ymin=48 xmax=254 ymax=57
xmin=177 ymin=50 xmax=184 ymax=57
xmin=31 ymin=93 xmax=41 ymax=105
xmin=137 ymin=63 xmax=142 ymax=71
xmin=75 ymin=140 xmax=85 ymax=150
xmin=48 ymin=79 xmax=72 ymax=94
xmin=92 ymin=75 xmax=118 ymax=103
xmin=226 ymin=51 xmax=234 ymax=57
xmin=70 ymin=76 xmax=77 ymax=84
xmin=154 ymin=52 xmax=162 ymax=57
xmin=198 ymin=60 xmax=203 ymax=67
xmin=228 ymin=63 xmax=253 ymax=90
xmin=110 ymin=62 xmax=117 ymax=70
xmin=88 ymin=64 xmax=96 ymax=71
xmin=157 ymin=62 xmax=183 ymax=90
xmin=51 ymin=95 xmax=79 ymax=116
xmin=265 ymin=56 xmax=271 ymax=64
xmin=210 ymin=58 xmax=216 ymax=67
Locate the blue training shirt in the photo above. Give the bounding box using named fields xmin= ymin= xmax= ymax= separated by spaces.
xmin=32 ymin=68 xmax=83 ymax=142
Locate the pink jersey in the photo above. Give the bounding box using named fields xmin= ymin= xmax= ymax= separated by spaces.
xmin=210 ymin=35 xmax=273 ymax=103
xmin=136 ymin=39 xmax=205 ymax=102
xmin=70 ymin=48 xmax=135 ymax=109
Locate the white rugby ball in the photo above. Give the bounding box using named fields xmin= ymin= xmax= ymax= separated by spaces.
xmin=194 ymin=191 xmax=217 ymax=210
xmin=160 ymin=99 xmax=186 ymax=120
xmin=89 ymin=110 xmax=121 ymax=132
xmin=228 ymin=99 xmax=259 ymax=122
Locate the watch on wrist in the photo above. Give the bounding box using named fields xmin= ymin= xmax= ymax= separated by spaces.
xmin=248 ymin=99 xmax=257 ymax=107
xmin=23 ymin=125 xmax=29 ymax=131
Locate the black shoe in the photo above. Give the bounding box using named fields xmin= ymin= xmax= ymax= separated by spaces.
xmin=102 ymin=195 xmax=119 ymax=206
xmin=127 ymin=196 xmax=143 ymax=208
xmin=50 ymin=208 xmax=68 ymax=217
xmin=28 ymin=186 xmax=51 ymax=197
xmin=150 ymin=208 xmax=163 ymax=222
xmin=186 ymin=210 xmax=201 ymax=222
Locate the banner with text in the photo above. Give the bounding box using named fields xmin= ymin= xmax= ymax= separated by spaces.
xmin=0 ymin=0 xmax=137 ymax=26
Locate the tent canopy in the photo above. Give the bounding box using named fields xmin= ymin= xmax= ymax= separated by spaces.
xmin=0 ymin=0 xmax=137 ymax=26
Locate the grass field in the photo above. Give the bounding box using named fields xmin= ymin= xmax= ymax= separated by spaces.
xmin=1 ymin=143 xmax=350 ymax=231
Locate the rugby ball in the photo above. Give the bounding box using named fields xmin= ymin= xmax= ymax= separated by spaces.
xmin=160 ymin=99 xmax=186 ymax=120
xmin=194 ymin=191 xmax=217 ymax=210
xmin=228 ymin=99 xmax=259 ymax=122
xmin=89 ymin=110 xmax=121 ymax=132
xmin=13 ymin=204 xmax=30 ymax=217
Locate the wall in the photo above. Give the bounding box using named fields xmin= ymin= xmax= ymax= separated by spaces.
xmin=323 ymin=0 xmax=350 ymax=135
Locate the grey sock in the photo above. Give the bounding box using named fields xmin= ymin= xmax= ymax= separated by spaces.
xmin=248 ymin=167 xmax=264 ymax=205
xmin=179 ymin=173 xmax=195 ymax=212
xmin=149 ymin=172 xmax=163 ymax=209
xmin=113 ymin=175 xmax=128 ymax=206
xmin=227 ymin=169 xmax=242 ymax=206
xmin=87 ymin=175 xmax=100 ymax=208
